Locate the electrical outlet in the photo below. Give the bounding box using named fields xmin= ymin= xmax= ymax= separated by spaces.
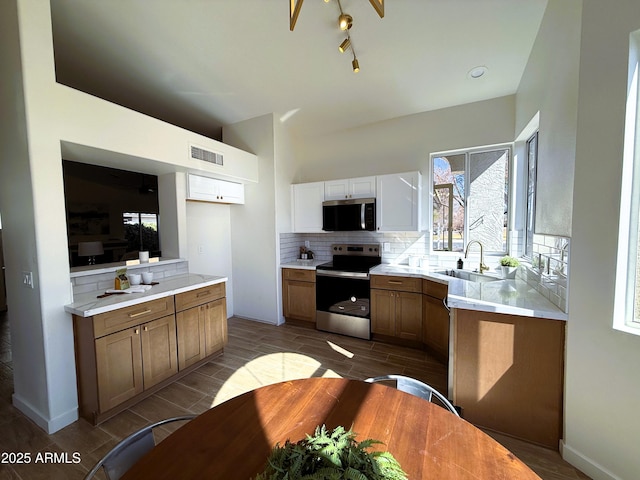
xmin=22 ymin=271 xmax=34 ymax=288
xmin=383 ymin=242 xmax=391 ymax=252
xmin=198 ymin=245 xmax=205 ymax=255
xmin=305 ymin=240 xmax=311 ymax=249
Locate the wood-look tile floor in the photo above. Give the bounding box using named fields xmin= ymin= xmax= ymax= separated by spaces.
xmin=0 ymin=313 xmax=590 ymax=480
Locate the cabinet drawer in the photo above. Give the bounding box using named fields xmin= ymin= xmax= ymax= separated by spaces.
xmin=93 ymin=297 xmax=175 ymax=338
xmin=370 ymin=275 xmax=422 ymax=293
xmin=175 ymin=283 xmax=226 ymax=312
xmin=283 ymin=268 xmax=316 ymax=283
xmin=423 ymin=279 xmax=448 ymax=299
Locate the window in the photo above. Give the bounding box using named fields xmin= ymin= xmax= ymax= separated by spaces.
xmin=615 ymin=30 xmax=640 ymax=333
xmin=525 ymin=132 xmax=539 ymax=258
xmin=123 ymin=212 xmax=160 ymax=255
xmin=432 ymin=146 xmax=510 ymax=253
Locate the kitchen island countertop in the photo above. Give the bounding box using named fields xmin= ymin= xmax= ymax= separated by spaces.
xmin=65 ymin=273 xmax=227 ymax=317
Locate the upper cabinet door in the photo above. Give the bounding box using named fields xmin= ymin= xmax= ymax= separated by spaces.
xmin=376 ymin=172 xmax=422 ymax=232
xmin=324 ymin=176 xmax=376 ymax=200
xmin=187 ymin=174 xmax=245 ymax=204
xmin=291 ymin=182 xmax=325 ymax=233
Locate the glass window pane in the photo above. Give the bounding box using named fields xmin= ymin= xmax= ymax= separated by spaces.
xmin=525 ymin=133 xmax=538 ymax=257
xmin=468 ymin=149 xmax=509 ymax=252
xmin=433 ymin=154 xmax=465 ymax=252
xmin=123 ymin=212 xmax=159 ymax=255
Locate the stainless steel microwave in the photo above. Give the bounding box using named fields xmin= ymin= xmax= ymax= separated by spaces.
xmin=322 ymin=198 xmax=376 ymax=231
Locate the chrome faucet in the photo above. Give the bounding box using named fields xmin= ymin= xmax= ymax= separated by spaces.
xmin=464 ymin=240 xmax=489 ymax=274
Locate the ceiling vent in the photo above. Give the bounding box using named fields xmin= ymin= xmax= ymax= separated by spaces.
xmin=190 ymin=144 xmax=223 ymax=166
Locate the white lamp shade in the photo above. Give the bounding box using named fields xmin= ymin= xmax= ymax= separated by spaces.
xmin=78 ymin=241 xmax=104 ymax=257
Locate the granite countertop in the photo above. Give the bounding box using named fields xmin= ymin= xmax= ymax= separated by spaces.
xmin=370 ymin=264 xmax=567 ymax=321
xmin=65 ymin=273 xmax=227 ymax=317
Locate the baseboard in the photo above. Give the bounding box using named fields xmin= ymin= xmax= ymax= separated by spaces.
xmin=560 ymin=441 xmax=622 ymax=480
xmin=12 ymin=393 xmax=78 ymax=434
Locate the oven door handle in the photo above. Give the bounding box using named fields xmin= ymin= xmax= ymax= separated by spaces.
xmin=316 ymin=269 xmax=370 ymax=279
xmin=361 ymin=203 xmax=365 ymax=230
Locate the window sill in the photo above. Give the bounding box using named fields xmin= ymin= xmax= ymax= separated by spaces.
xmin=613 ymin=321 xmax=640 ymax=337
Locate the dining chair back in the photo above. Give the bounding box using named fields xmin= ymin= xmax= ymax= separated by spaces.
xmin=83 ymin=414 xmax=197 ymax=480
xmin=365 ymin=375 xmax=460 ymax=416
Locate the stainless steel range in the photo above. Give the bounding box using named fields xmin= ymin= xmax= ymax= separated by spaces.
xmin=316 ymin=243 xmax=381 ymax=340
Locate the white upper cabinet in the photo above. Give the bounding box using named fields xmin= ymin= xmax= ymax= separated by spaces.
xmin=376 ymin=172 xmax=423 ymax=232
xmin=324 ymin=176 xmax=376 ymax=200
xmin=187 ymin=174 xmax=245 ymax=204
xmin=291 ymin=182 xmax=325 ymax=233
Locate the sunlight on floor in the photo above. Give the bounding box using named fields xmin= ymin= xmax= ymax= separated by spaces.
xmin=211 ymin=352 xmax=342 ymax=407
xmin=326 ymin=340 xmax=354 ymax=358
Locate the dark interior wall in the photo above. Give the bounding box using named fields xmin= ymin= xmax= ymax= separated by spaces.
xmin=62 ymin=160 xmax=159 ymax=265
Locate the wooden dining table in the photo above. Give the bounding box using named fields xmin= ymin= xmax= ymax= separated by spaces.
xmin=121 ymin=377 xmax=542 ymax=479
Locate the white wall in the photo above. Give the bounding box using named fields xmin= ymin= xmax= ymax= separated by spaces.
xmin=0 ymin=0 xmax=257 ymax=433
xmin=294 ymin=95 xmax=516 ymax=183
xmin=563 ymin=1 xmax=640 ymax=479
xmin=515 ymin=0 xmax=581 ymax=237
xmin=224 ymin=114 xmax=281 ymax=324
xmin=185 ymin=201 xmax=234 ymax=315
xmin=0 ymin=0 xmax=54 ymax=431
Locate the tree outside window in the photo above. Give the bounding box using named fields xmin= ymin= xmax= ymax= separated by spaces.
xmin=123 ymin=212 xmax=160 ymax=255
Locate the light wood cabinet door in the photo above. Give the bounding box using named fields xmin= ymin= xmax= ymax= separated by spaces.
xmin=177 ymin=300 xmax=228 ymax=370
xmin=283 ymin=280 xmax=316 ymax=323
xmin=282 ymin=269 xmax=316 ymax=324
xmin=423 ymin=295 xmax=449 ymax=361
xmin=395 ymin=292 xmax=423 ymax=341
xmin=372 ymin=289 xmax=422 ymax=340
xmin=176 ymin=306 xmax=206 ymax=370
xmin=141 ymin=315 xmax=178 ymax=389
xmin=371 ymin=289 xmax=395 ymax=336
xmin=95 ymin=327 xmax=144 ymax=411
xmin=203 ymin=298 xmax=228 ymax=356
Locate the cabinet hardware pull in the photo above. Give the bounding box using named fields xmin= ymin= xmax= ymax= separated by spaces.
xmin=197 ymin=291 xmax=211 ymax=298
xmin=388 ymin=280 xmax=403 ymax=285
xmin=144 ymin=326 xmax=148 ymax=331
xmin=134 ymin=329 xmax=139 ymax=335
xmin=442 ymin=297 xmax=450 ymax=312
xmin=129 ymin=309 xmax=152 ymax=318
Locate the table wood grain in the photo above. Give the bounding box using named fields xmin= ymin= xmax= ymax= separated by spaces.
xmin=121 ymin=378 xmax=542 ymax=479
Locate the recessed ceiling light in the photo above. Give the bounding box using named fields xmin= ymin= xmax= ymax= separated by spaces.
xmin=468 ymin=66 xmax=488 ymax=79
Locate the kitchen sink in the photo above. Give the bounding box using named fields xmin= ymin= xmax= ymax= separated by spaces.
xmin=435 ymin=269 xmax=502 ymax=283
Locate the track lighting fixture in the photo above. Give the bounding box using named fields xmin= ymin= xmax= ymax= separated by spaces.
xmin=289 ymin=0 xmax=383 ymax=72
xmin=338 ymin=13 xmax=353 ymax=30
xmin=339 ymin=38 xmax=351 ymax=53
xmin=290 ymin=0 xmax=384 ymax=31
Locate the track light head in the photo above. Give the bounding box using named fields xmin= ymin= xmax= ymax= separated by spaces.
xmin=339 ymin=13 xmax=353 ymax=30
xmin=352 ymin=57 xmax=360 ymax=73
xmin=339 ymin=38 xmax=351 ymax=53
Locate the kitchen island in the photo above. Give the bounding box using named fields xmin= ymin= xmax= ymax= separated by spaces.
xmin=66 ymin=273 xmax=228 ymax=425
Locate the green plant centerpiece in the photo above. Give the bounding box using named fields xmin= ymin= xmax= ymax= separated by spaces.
xmin=499 ymin=255 xmax=520 ymax=267
xmin=254 ymin=425 xmax=407 ymax=480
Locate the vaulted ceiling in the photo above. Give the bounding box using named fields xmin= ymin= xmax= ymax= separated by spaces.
xmin=50 ymin=0 xmax=548 ymax=141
